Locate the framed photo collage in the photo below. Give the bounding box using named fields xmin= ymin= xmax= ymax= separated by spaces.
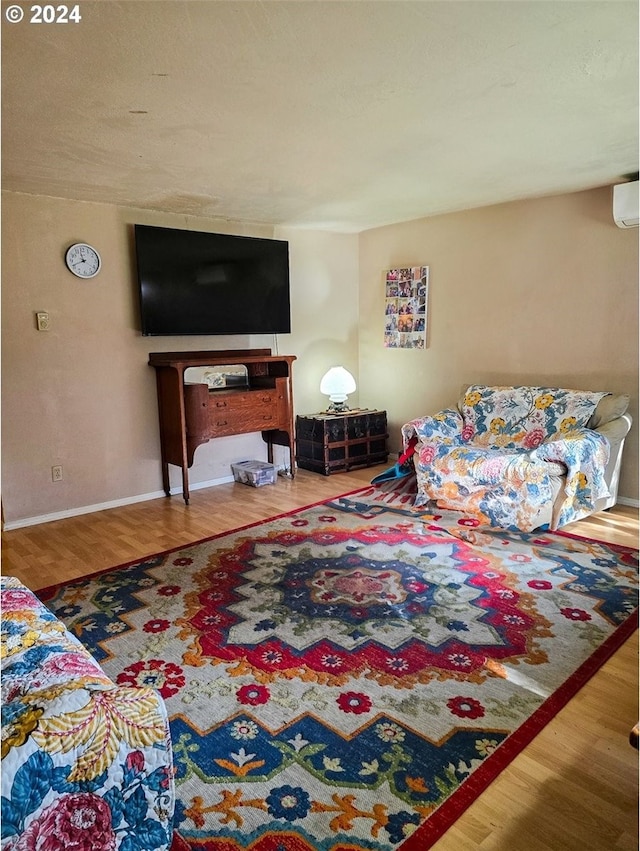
xmin=383 ymin=266 xmax=429 ymax=349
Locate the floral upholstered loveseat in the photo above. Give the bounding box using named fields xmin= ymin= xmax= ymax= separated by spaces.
xmin=401 ymin=385 xmax=632 ymax=532
xmin=1 ymin=576 xmax=175 ymax=850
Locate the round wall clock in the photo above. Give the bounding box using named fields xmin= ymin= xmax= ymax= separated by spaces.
xmin=65 ymin=243 xmax=101 ymax=278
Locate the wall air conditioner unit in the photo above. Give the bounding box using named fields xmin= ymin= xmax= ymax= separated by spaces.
xmin=613 ymin=180 xmax=639 ymax=228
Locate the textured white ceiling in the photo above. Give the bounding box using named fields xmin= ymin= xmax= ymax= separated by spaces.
xmin=2 ymin=1 xmax=638 ymax=232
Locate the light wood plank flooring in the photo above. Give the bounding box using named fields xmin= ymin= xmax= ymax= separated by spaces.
xmin=2 ymin=465 xmax=638 ymax=850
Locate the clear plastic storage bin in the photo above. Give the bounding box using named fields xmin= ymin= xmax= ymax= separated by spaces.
xmin=231 ymin=460 xmax=278 ymax=487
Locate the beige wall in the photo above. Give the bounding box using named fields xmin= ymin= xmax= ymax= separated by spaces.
xmin=359 ymin=186 xmax=639 ymax=499
xmin=1 ymin=193 xmax=359 ymax=525
xmin=275 ymin=227 xmax=360 ymax=413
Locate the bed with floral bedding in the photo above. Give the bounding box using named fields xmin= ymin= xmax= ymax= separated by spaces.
xmin=1 ymin=575 xmax=174 ymax=851
xmin=400 ymin=385 xmax=621 ymax=532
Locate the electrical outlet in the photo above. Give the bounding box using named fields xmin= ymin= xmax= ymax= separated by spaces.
xmin=51 ymin=465 xmax=63 ymax=482
xmin=36 ymin=312 xmax=50 ymax=331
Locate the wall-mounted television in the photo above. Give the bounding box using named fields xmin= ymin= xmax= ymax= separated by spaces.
xmin=134 ymin=224 xmax=291 ymax=336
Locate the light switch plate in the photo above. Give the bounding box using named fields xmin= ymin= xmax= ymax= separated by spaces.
xmin=36 ymin=312 xmax=50 ymax=331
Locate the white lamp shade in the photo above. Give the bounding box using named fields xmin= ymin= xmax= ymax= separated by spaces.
xmin=320 ymin=367 xmax=356 ymax=403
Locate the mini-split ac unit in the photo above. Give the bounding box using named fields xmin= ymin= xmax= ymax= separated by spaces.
xmin=613 ymin=180 xmax=639 ymax=228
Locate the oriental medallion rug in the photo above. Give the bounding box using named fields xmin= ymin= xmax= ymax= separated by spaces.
xmin=40 ymin=489 xmax=638 ymax=851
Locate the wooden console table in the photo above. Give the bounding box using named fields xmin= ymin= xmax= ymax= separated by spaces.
xmin=149 ymin=349 xmax=296 ymax=503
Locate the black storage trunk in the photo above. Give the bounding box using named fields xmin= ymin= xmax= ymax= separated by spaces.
xmin=295 ymin=410 xmax=388 ymax=475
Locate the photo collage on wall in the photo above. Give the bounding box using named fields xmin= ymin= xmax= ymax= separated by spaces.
xmin=383 ymin=266 xmax=429 ymax=349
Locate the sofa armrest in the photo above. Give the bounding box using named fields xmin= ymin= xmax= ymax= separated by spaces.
xmin=402 ymin=407 xmax=463 ymax=448
xmin=594 ymin=414 xmax=632 ymax=445
xmin=593 ymin=413 xmax=633 ymax=509
xmin=1 ymin=576 xmax=175 ymax=850
xmin=2 ymin=683 xmax=175 ymax=849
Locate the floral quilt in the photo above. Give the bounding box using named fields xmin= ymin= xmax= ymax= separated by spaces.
xmin=0 ymin=576 xmax=175 ymax=851
xmin=401 ymin=386 xmax=610 ymax=532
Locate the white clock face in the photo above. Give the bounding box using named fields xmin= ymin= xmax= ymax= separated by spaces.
xmin=65 ymin=243 xmax=101 ymax=278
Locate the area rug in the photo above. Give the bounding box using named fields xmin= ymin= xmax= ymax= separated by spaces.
xmin=39 ymin=488 xmax=638 ymax=851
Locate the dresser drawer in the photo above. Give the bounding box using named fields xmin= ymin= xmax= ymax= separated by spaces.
xmin=208 ymin=391 xmax=280 ymax=436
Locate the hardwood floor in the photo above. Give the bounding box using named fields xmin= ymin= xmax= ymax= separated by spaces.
xmin=2 ymin=465 xmax=638 ymax=850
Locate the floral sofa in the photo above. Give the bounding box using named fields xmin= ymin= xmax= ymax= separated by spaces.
xmin=401 ymin=385 xmax=632 ymax=532
xmin=1 ymin=575 xmax=174 ymax=850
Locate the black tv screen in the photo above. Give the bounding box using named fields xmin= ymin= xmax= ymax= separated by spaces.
xmin=134 ymin=224 xmax=291 ymax=336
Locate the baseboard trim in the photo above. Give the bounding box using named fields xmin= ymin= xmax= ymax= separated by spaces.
xmin=616 ymin=496 xmax=640 ymax=508
xmin=3 ymin=475 xmax=236 ymax=531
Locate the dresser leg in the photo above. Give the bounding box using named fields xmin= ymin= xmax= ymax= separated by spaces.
xmin=181 ymin=467 xmax=190 ymax=505
xmin=162 ymin=464 xmax=171 ymax=498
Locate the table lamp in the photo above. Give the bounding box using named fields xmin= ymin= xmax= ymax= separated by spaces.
xmin=320 ymin=367 xmax=356 ymax=412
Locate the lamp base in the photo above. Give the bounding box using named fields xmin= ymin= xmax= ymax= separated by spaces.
xmin=325 ymin=401 xmax=351 ymax=413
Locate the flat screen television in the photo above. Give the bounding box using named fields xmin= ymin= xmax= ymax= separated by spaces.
xmin=134 ymin=224 xmax=291 ymax=336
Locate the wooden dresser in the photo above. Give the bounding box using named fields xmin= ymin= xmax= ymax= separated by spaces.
xmin=149 ymin=349 xmax=296 ymax=503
